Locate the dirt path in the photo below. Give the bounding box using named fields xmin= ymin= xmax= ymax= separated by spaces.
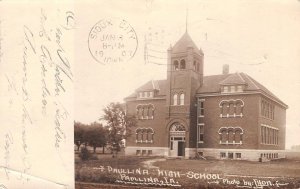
xmin=142 ymin=158 xmax=166 ymax=169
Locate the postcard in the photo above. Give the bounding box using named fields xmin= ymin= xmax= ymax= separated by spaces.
xmin=1 ymin=0 xmax=300 ymax=189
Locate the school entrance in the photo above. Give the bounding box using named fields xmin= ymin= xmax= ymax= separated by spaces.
xmin=169 ymin=122 xmax=185 ymax=157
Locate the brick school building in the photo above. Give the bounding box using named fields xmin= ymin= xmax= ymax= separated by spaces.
xmin=124 ymin=32 xmax=287 ymax=161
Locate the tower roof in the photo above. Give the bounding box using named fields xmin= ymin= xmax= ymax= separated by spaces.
xmin=172 ymin=32 xmax=203 ymax=54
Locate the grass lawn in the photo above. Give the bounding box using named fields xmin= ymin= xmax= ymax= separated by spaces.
xmin=154 ymin=158 xmax=300 ymax=178
xmin=75 ymin=155 xmax=300 ymax=189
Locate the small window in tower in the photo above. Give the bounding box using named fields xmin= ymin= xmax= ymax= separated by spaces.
xmin=173 ymin=94 xmax=178 ymax=105
xmin=193 ymin=61 xmax=196 ymax=70
xmin=179 ymin=93 xmax=184 ymax=105
xmin=174 ymin=60 xmax=179 ymax=70
xmin=180 ymin=59 xmax=186 ymax=69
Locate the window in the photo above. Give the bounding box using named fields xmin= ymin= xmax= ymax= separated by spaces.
xmin=228 ymin=152 xmax=234 ymax=159
xmin=136 ymin=150 xmax=141 ymax=155
xmin=218 ymin=127 xmax=244 ymax=144
xmin=136 ymin=104 xmax=155 ymax=119
xmin=235 ymin=100 xmax=243 ymax=116
xmin=236 ymin=153 xmax=241 ymax=159
xmin=138 ymin=91 xmax=154 ymax=99
xmin=261 ymin=99 xmax=275 ymax=120
xmin=228 ymin=103 xmax=235 ymax=115
xmin=142 ymin=150 xmax=147 ymax=156
xmin=146 ymin=128 xmax=154 ymax=141
xmin=260 ymin=124 xmax=278 ymax=145
xmin=220 ymin=129 xmax=227 ymax=144
xmin=174 ymin=60 xmax=179 ymax=70
xmin=173 ymin=94 xmax=178 ymax=105
xmin=228 ymin=130 xmax=234 ymax=144
xmin=148 ymin=150 xmax=152 ymax=155
xmin=223 ymin=86 xmax=229 ymax=93
xmin=197 ymin=99 xmax=205 ymax=145
xmin=237 ymin=85 xmax=243 ymax=92
xmin=193 ymin=61 xmax=196 ymax=70
xmin=179 ymin=93 xmax=184 ymax=105
xmin=197 ymin=99 xmax=205 ymax=117
xmin=235 ymin=130 xmax=242 ymax=144
xmin=223 ymin=85 xmax=244 ymax=93
xmin=135 ymin=127 xmax=154 ymax=143
xmin=230 ymin=86 xmax=236 ymax=92
xmin=149 ymin=91 xmax=153 ymax=97
xmin=219 ymin=99 xmax=244 ymax=118
xmin=136 ymin=128 xmax=143 ymax=141
xmin=220 ymin=152 xmax=226 ymax=158
xmin=180 ymin=59 xmax=186 ymax=69
xmin=197 ymin=124 xmax=204 ymax=143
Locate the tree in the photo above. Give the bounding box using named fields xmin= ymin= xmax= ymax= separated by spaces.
xmin=102 ymin=102 xmax=136 ymax=157
xmin=84 ymin=122 xmax=108 ymax=153
xmin=74 ymin=121 xmax=86 ymax=151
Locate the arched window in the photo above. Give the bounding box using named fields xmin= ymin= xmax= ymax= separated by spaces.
xmin=173 ymin=94 xmax=178 ymax=105
xmin=174 ymin=60 xmax=179 ymax=70
xmin=219 ymin=101 xmax=228 ymax=117
xmin=146 ymin=128 xmax=154 ymax=142
xmin=235 ymin=129 xmax=242 ymax=144
xmin=236 ymin=100 xmax=244 ymax=116
xmin=219 ymin=99 xmax=244 ymax=118
xmin=220 ymin=129 xmax=227 ymax=144
xmin=180 ymin=59 xmax=186 ymax=69
xmin=148 ymin=105 xmax=154 ymax=119
xmin=137 ymin=105 xmax=143 ymax=119
xmin=136 ymin=128 xmax=143 ymax=142
xmin=136 ymin=104 xmax=155 ymax=119
xmin=170 ymin=122 xmax=185 ymax=131
xmin=228 ymin=102 xmax=235 ymax=116
xmin=136 ymin=128 xmax=155 ymax=143
xmin=179 ymin=93 xmax=184 ymax=105
xmin=218 ymin=127 xmax=244 ymax=144
xmin=143 ymin=106 xmax=149 ymax=119
xmin=228 ymin=129 xmax=234 ymax=143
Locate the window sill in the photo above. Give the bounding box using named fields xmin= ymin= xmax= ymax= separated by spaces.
xmin=220 ymin=114 xmax=243 ymax=118
xmin=135 ymin=140 xmax=153 ymax=144
xmin=219 ymin=141 xmax=242 ymax=145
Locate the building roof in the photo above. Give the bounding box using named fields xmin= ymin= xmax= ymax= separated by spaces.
xmin=219 ymin=72 xmax=246 ymax=85
xmin=197 ymin=72 xmax=287 ymax=107
xmin=172 ymin=32 xmax=203 ymax=54
xmin=125 ymin=80 xmax=167 ymax=99
xmin=125 ymin=72 xmax=287 ymax=108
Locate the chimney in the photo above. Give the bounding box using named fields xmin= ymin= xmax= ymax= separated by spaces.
xmin=222 ymin=64 xmax=229 ymax=74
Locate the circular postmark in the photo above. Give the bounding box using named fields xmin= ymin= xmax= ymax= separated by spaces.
xmin=88 ymin=18 xmax=138 ymax=64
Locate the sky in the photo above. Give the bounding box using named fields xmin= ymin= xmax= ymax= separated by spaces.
xmin=75 ymin=0 xmax=300 ymax=149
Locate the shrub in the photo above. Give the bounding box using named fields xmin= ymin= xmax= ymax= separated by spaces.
xmin=79 ymin=147 xmax=91 ymax=161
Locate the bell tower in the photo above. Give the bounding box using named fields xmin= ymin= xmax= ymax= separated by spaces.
xmin=165 ymin=31 xmax=204 ymax=158
xmin=166 ymin=32 xmax=204 ymax=117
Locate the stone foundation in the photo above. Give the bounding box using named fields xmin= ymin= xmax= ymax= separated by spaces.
xmin=193 ymin=148 xmax=286 ymax=161
xmin=125 ymin=147 xmax=169 ymax=157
